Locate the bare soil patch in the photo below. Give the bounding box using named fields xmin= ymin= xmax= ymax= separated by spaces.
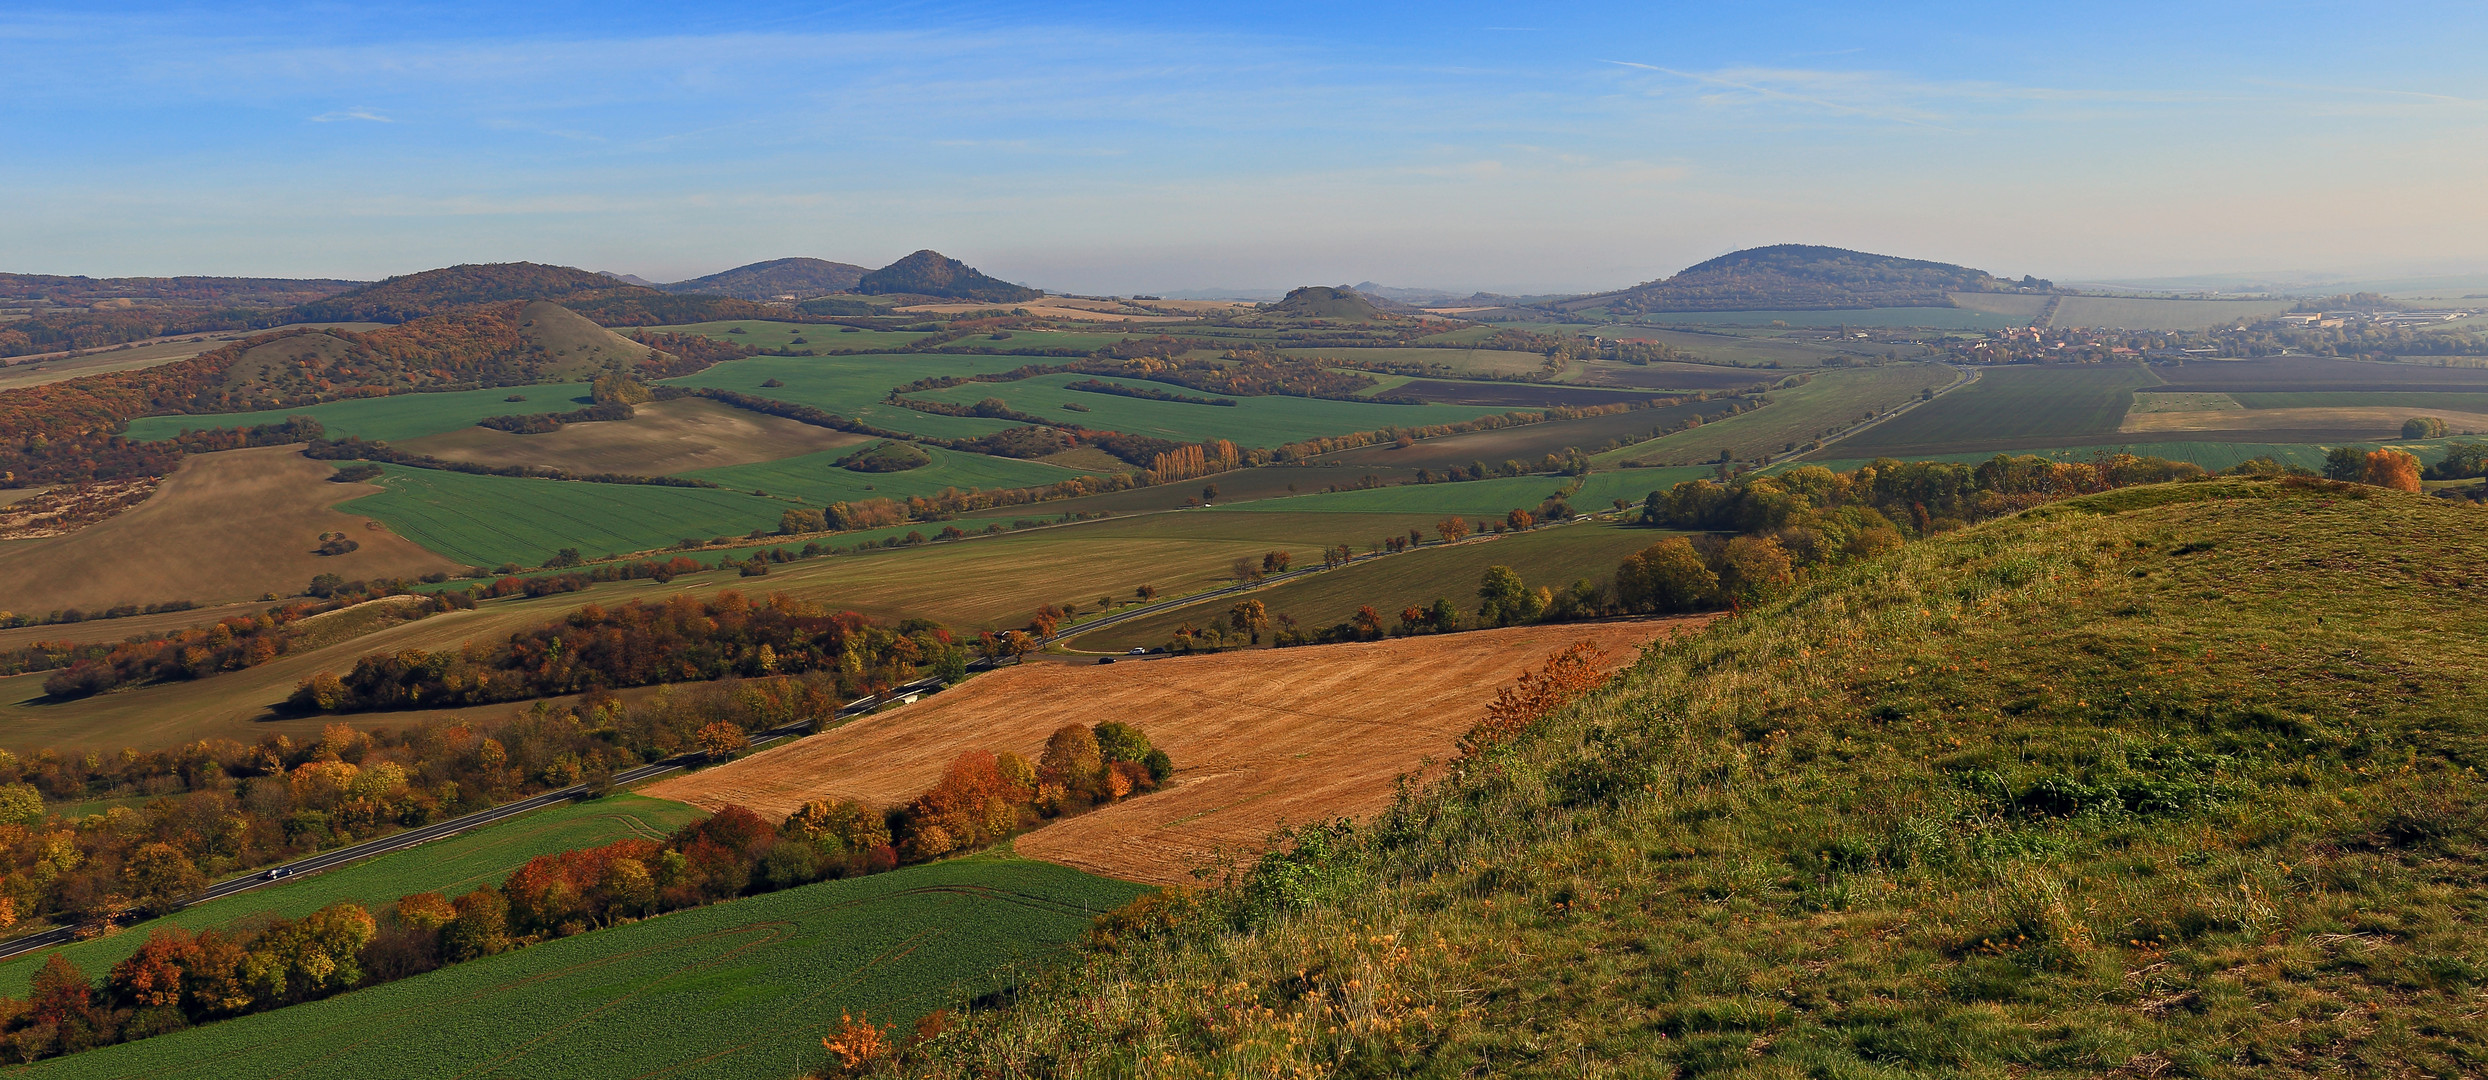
xmin=0 ymin=478 xmax=161 ymax=539
xmin=0 ymin=445 xmax=457 ymax=616
xmin=643 ymin=620 xmax=1705 ymax=885
xmin=399 ymin=397 xmax=868 ymax=475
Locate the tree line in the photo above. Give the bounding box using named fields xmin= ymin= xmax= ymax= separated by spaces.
xmin=0 ymin=721 xmax=1170 ymax=1065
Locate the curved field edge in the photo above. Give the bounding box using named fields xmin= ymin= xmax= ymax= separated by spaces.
xmin=17 ymin=856 xmax=1145 ymax=1080
xmin=905 ymin=479 xmax=2488 ymax=1078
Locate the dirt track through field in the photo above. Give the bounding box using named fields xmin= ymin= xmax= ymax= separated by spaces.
xmin=0 ymin=445 xmax=457 ymax=615
xmin=644 ymin=620 xmax=1705 ymax=885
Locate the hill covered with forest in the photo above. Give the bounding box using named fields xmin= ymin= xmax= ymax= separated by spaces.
xmin=1568 ymin=243 xmax=2053 ymax=313
xmin=909 ymin=478 xmax=2488 ymax=1077
xmin=856 ymin=250 xmax=1042 ymax=303
xmin=664 ymin=257 xmax=870 ymax=300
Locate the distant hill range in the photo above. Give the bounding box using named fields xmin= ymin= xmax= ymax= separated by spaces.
xmin=1564 ymin=244 xmax=2054 ymax=314
xmin=663 ymin=257 xmax=870 ymax=301
xmin=291 ymin=263 xmax=784 ymax=326
xmin=856 ymin=251 xmax=1042 ymax=303
xmin=0 ymin=273 xmax=362 ymax=308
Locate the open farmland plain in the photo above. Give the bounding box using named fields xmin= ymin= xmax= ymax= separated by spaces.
xmin=1312 ymin=398 xmax=1745 ymax=470
xmin=2046 ymin=295 xmax=2291 ymax=329
xmin=1279 ymin=346 xmax=1549 ymax=377
xmin=685 ymin=443 xmax=1078 ymax=505
xmin=1835 ymin=363 xmax=2160 ymax=456
xmin=643 ymin=320 xmax=934 ymax=352
xmin=646 ymin=621 xmax=1698 ymax=884
xmin=397 ymin=396 xmax=869 ymax=475
xmin=1072 ymin=519 xmax=1674 ymax=652
xmin=15 ymin=856 xmax=1143 ymax=1080
xmin=0 ymin=795 xmax=701 ymax=997
xmin=0 ymin=447 xmax=456 ymax=615
xmin=907 ymin=372 xmax=1506 ymax=445
xmin=658 ymin=354 xmax=1033 ymax=439
xmin=1592 ymin=363 xmax=1955 ymax=466
xmin=1225 ymin=469 xmax=1707 ymax=517
xmin=2150 ymin=355 xmax=2488 ymax=393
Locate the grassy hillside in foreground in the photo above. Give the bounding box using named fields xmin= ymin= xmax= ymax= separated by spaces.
xmin=911 ymin=479 xmax=2488 ymax=1078
xmin=0 ymin=795 xmax=702 ymax=997
xmin=21 ymin=855 xmax=1143 ymax=1080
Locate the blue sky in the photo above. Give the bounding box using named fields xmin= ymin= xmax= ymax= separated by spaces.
xmin=4 ymin=1 xmax=2485 ymax=293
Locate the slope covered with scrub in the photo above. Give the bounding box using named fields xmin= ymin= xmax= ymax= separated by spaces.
xmin=911 ymin=477 xmax=2488 ymax=1078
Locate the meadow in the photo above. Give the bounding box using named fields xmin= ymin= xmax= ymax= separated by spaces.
xmin=1314 ymin=399 xmax=1744 ymax=470
xmin=906 ymin=372 xmax=1507 ymax=447
xmin=397 ymin=397 xmax=867 ymax=476
xmin=1835 ymin=363 xmax=2161 ymax=456
xmin=685 ymin=444 xmax=1080 ymax=506
xmin=123 ymin=382 xmax=596 ymax=444
xmin=0 ymin=795 xmax=702 ymax=997
xmin=17 ymin=855 xmax=1145 ymax=1080
xmin=1592 ymin=363 xmax=1957 ymax=466
xmin=1798 ymin=439 xmax=2343 ymax=474
xmin=1073 ymin=519 xmax=1674 ymax=651
xmin=339 ymin=464 xmax=787 ymax=567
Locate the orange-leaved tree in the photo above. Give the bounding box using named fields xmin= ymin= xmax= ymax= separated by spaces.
xmin=2363 ymin=448 xmax=2421 ymax=492
xmin=1459 ymin=641 xmax=1613 ymax=758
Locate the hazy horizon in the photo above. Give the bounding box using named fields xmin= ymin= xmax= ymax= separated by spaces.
xmin=7 ymin=1 xmax=2486 ymax=294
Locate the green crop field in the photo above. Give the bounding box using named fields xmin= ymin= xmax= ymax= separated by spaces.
xmin=659 ymin=354 xmax=1035 ymax=440
xmin=1555 ymin=327 xmax=1894 ymax=371
xmin=124 ymin=383 xmax=596 ymax=444
xmin=1835 ymin=363 xmax=2162 ymax=456
xmin=341 ymin=465 xmax=787 ymax=567
xmin=1278 ymin=346 xmax=1550 ymax=377
xmin=2048 ymin=295 xmax=2291 ymax=330
xmin=1229 ymin=469 xmax=1707 ymax=518
xmin=645 ymin=321 xmax=934 ymax=352
xmin=2229 ymin=391 xmax=2488 ymax=412
xmin=1593 ymin=364 xmax=1957 ymax=466
xmin=1074 ymin=519 xmax=1676 ymax=651
xmin=0 ymin=795 xmax=702 ymax=998
xmin=686 ymin=445 xmax=1080 ymax=505
xmin=907 ymin=373 xmax=1505 ymax=447
xmin=17 ymin=855 xmax=1145 ymax=1080
xmin=1628 ymin=307 xmax=2026 ymax=330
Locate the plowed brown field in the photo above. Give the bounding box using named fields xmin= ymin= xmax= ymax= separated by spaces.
xmin=642 ymin=619 xmax=1706 ymax=885
xmin=0 ymin=445 xmax=457 ymax=615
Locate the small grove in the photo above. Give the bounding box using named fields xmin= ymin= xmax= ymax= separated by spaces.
xmin=291 ymin=591 xmax=965 ymax=713
xmin=0 ymin=722 xmax=1171 ymax=1066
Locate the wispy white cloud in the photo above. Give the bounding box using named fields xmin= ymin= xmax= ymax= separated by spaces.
xmin=309 ymin=108 xmax=390 ymax=122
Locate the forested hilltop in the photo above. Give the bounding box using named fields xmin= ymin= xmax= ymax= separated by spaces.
xmin=901 ymin=478 xmax=2488 ymax=1077
xmin=1568 ymin=243 xmax=2053 ymax=314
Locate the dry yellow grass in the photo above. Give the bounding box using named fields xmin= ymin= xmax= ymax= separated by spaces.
xmin=399 ymin=397 xmax=867 ymax=475
xmin=2119 ymin=404 xmax=2488 ymax=434
xmin=0 ymin=445 xmax=458 ymax=615
xmin=643 ymin=620 xmax=1706 ymax=884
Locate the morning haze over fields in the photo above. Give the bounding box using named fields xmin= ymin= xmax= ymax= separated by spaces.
xmin=0 ymin=2 xmax=2484 ymax=1077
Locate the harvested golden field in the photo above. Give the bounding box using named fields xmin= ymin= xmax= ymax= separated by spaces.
xmin=0 ymin=324 xmax=385 ymax=392
xmin=2119 ymin=404 xmax=2488 ymax=435
xmin=398 ymin=396 xmax=867 ymax=475
xmin=0 ymin=445 xmax=458 ymax=616
xmin=644 ymin=620 xmax=1704 ymax=885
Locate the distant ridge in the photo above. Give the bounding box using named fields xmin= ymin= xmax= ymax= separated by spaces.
xmin=665 ymin=257 xmax=870 ymax=301
xmin=293 ymin=263 xmax=634 ymax=322
xmin=1567 ymin=244 xmax=2053 ymax=314
xmin=856 ymin=251 xmax=1042 ymax=303
xmin=598 ymin=271 xmax=663 ymax=288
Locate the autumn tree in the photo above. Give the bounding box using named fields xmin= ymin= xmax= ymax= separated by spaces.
xmin=1459 ymin=641 xmax=1612 ymax=757
xmin=1477 ymin=565 xmax=1545 ymax=627
xmin=1719 ymin=535 xmax=1796 ymax=602
xmin=1350 ymin=605 xmax=1386 ymax=641
xmin=696 ymin=722 xmax=750 ymax=761
xmin=1614 ymin=537 xmax=1719 ymax=613
xmin=1028 ymin=605 xmax=1063 ymax=637
xmin=1230 ymin=557 xmax=1262 ymax=583
xmin=1229 ymin=599 xmax=1268 ymax=644
xmin=1505 ymin=508 xmax=1536 ymax=531
xmin=1437 ymin=518 xmax=1471 ymax=542
xmin=1135 ymin=584 xmax=1158 ymax=602
xmin=1261 ymin=550 xmax=1292 ymax=573
xmin=2363 ymin=447 xmax=2421 ymax=492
